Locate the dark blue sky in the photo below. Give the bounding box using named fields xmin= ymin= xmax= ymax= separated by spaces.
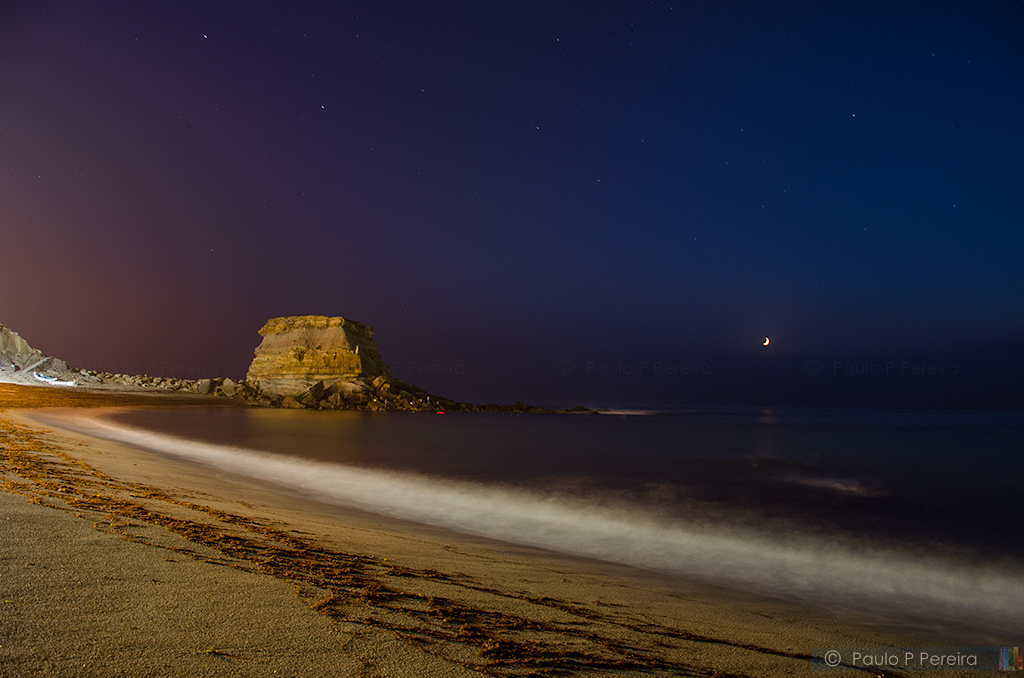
xmin=2 ymin=1 xmax=1022 ymax=409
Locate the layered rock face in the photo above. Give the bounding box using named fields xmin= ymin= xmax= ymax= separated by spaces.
xmin=246 ymin=315 xmax=391 ymax=395
xmin=0 ymin=323 xmax=40 ymax=358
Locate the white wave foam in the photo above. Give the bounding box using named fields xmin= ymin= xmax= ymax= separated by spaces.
xmin=30 ymin=410 xmax=1024 ymax=635
xmin=776 ymin=473 xmax=890 ymax=497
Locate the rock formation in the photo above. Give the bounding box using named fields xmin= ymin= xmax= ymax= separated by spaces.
xmin=0 ymin=323 xmax=40 ymax=359
xmin=0 ymin=323 xmax=83 ymax=386
xmin=246 ymin=315 xmax=391 ymax=396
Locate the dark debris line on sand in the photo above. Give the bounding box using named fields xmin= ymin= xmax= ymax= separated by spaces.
xmin=0 ymin=415 xmax=840 ymax=678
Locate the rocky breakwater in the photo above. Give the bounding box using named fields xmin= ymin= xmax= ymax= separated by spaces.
xmin=0 ymin=321 xmax=225 ymax=394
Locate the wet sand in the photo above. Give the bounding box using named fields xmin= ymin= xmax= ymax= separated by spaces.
xmin=0 ymin=384 xmax=995 ymax=677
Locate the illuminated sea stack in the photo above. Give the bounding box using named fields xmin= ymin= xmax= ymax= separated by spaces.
xmin=246 ymin=315 xmax=391 ymax=396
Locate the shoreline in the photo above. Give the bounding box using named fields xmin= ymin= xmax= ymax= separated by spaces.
xmin=0 ymin=385 xmax=1009 ymax=676
xmin=29 ymin=406 xmax=1024 ymax=633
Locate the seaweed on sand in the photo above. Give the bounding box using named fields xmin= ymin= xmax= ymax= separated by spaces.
xmin=0 ymin=413 xmax=859 ymax=677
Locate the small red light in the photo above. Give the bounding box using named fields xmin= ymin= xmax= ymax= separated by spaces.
xmin=436 ymin=410 xmax=445 ymax=415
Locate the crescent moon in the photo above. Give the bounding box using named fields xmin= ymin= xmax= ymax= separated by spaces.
xmin=763 ymin=337 xmax=770 ymax=346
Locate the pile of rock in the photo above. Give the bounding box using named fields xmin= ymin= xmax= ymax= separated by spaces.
xmin=276 ymin=376 xmax=434 ymax=411
xmin=76 ymin=370 xmax=191 ymax=390
xmin=76 ymin=373 xmax=259 ymax=399
xmin=270 ymin=375 xmax=590 ymax=414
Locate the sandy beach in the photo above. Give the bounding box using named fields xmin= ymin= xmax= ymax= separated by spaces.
xmin=0 ymin=384 xmax=1001 ymax=677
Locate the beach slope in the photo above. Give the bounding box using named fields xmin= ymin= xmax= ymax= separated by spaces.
xmin=0 ymin=384 xmax=989 ymax=677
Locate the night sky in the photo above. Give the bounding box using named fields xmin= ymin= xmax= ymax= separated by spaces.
xmin=2 ymin=1 xmax=1022 ymax=410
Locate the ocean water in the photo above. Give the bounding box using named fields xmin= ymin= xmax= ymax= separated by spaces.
xmin=38 ymin=406 xmax=1024 ymax=636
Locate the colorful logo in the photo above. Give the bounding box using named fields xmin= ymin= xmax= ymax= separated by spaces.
xmin=1000 ymin=647 xmax=1023 ymax=672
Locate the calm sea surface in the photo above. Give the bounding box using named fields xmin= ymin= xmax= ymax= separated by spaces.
xmin=110 ymin=407 xmax=1023 ymax=560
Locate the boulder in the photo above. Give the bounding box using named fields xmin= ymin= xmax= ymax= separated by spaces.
xmin=246 ymin=315 xmax=391 ymax=396
xmin=345 ymin=392 xmax=370 ymax=406
xmin=280 ymin=396 xmax=304 ymax=409
xmin=218 ymin=378 xmax=237 ymax=397
xmin=295 ymin=380 xmax=326 ymax=407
